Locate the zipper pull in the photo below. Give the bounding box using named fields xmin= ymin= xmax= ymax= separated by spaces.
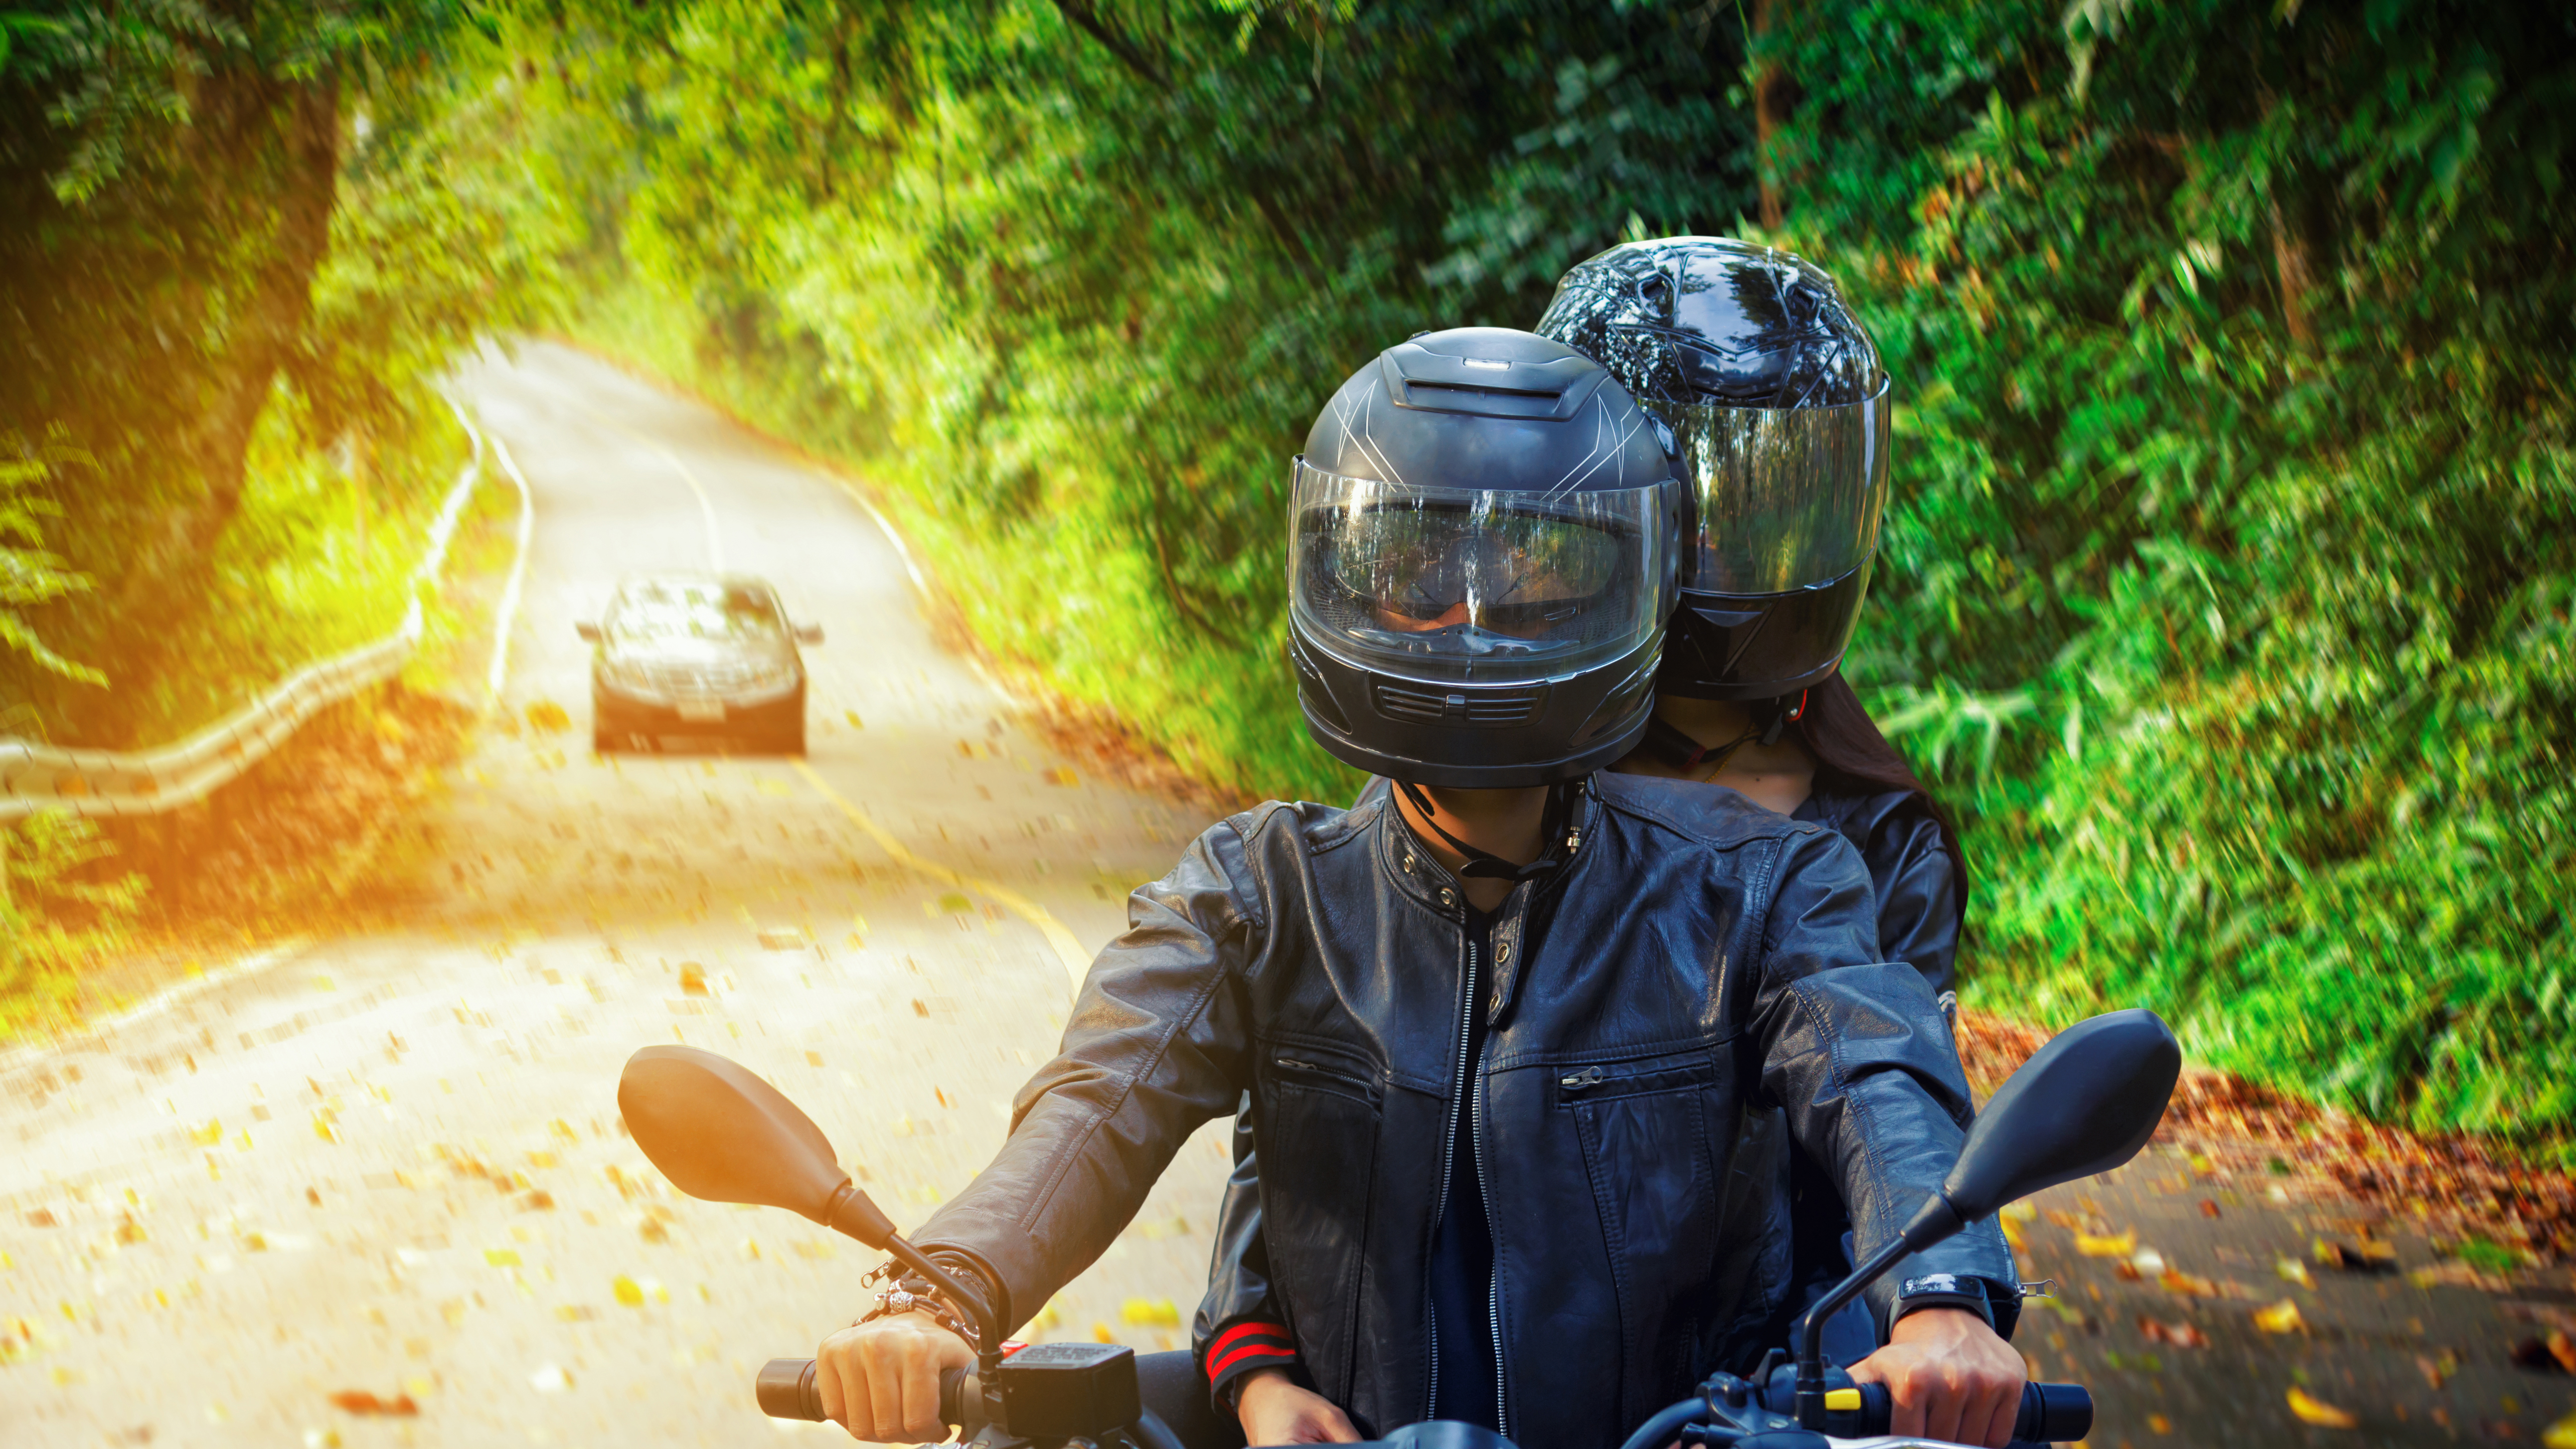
xmin=1558 ymin=1065 xmax=1605 ymax=1092
xmin=1275 ymin=1056 xmax=1316 ymax=1073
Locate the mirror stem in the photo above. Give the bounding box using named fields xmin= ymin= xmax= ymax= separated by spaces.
xmin=1794 ymin=1236 xmax=1908 ymax=1429
xmin=1795 ymin=1190 xmax=1965 ymax=1431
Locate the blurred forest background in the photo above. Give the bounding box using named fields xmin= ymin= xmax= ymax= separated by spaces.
xmin=2 ymin=1 xmax=2570 ymax=1157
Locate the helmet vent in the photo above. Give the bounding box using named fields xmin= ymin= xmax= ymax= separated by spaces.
xmin=1371 ymin=680 xmax=1549 ymax=727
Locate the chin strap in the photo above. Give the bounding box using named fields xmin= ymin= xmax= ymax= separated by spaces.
xmin=1396 ymin=779 xmax=1585 ymax=883
xmin=1635 ymin=689 xmax=1811 ymax=780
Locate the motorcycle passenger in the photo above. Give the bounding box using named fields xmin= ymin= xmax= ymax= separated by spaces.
xmin=1198 ymin=241 xmax=1992 ymax=1439
xmin=811 ymin=328 xmax=2025 ymax=1449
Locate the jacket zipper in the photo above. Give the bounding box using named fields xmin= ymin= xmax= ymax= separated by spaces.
xmin=1471 ymin=1020 xmax=1508 ymax=1440
xmin=1423 ymin=934 xmax=1478 ymax=1423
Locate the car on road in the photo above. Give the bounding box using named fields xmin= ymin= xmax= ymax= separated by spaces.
xmin=579 ymin=574 xmax=820 ymax=755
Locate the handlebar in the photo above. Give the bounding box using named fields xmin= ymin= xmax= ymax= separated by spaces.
xmin=756 ymin=1355 xmax=2091 ymax=1449
xmin=1843 ymin=1380 xmax=2093 ymax=1444
xmin=755 ymin=1359 xmax=981 ymax=1431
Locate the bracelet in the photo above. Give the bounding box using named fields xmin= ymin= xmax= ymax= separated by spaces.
xmin=857 ymin=1262 xmax=982 ymax=1351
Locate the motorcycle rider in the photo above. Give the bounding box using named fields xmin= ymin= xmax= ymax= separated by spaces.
xmin=812 ymin=327 xmax=2025 ymax=1449
xmin=1201 ymin=241 xmax=1993 ymax=1443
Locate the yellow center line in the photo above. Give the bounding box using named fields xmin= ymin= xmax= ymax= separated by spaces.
xmin=792 ymin=760 xmax=1093 ymax=998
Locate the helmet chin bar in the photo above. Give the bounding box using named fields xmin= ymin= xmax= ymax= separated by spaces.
xmin=1289 ymin=633 xmax=1663 ymax=790
xmin=1652 ymin=556 xmax=1873 ymax=701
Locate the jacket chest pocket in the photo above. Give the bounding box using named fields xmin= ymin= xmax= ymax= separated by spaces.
xmin=1253 ymin=1048 xmax=1384 ymax=1402
xmin=1557 ymin=1050 xmax=1728 ymax=1419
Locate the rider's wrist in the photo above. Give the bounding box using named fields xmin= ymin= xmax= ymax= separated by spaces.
xmin=1891 ymin=1272 xmax=1997 ymax=1332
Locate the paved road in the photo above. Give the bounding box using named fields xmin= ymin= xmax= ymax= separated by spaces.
xmin=5 ymin=343 xmax=2572 ymax=1449
xmin=2 ymin=343 xmax=1237 ymax=1449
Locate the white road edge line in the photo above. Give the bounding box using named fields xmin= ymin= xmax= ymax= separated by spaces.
xmin=485 ymin=427 xmax=537 ymax=705
xmin=651 ymin=441 xmax=727 ymax=573
xmin=791 ymin=760 xmax=1090 ymax=1001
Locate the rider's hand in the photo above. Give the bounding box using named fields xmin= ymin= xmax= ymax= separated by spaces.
xmin=1235 ymin=1368 xmax=1362 ymax=1446
xmin=1847 ymin=1308 xmax=2027 ymax=1449
xmin=814 ymin=1314 xmax=975 ymax=1443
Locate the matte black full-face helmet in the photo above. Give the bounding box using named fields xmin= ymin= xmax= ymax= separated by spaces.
xmin=1286 ymin=327 xmax=1685 ymax=788
xmin=1536 ymin=237 xmax=1892 ymax=700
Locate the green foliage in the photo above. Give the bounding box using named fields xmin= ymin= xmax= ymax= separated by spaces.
xmin=0 ymin=0 xmax=569 ymax=743
xmin=0 ymin=810 xmax=144 ymax=1036
xmin=1765 ymin=0 xmax=2576 ymax=1150
xmin=0 ymin=449 xmax=100 ymax=684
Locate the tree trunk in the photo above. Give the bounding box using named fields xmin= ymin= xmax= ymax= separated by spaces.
xmin=109 ymin=74 xmax=341 ymax=668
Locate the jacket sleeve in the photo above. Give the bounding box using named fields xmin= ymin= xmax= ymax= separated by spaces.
xmin=1191 ymin=1122 xmax=1301 ymax=1405
xmin=1749 ymin=827 xmax=2019 ymax=1337
xmin=911 ymin=817 xmax=1263 ymax=1332
xmin=1865 ymin=808 xmax=1962 ymax=995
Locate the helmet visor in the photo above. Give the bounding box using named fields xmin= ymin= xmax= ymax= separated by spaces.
xmin=1289 ymin=460 xmax=1677 ymax=687
xmin=1663 ymin=376 xmax=1892 ymax=596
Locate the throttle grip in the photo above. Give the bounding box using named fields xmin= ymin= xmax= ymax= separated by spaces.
xmin=754 ymin=1359 xmax=982 ymax=1431
xmin=1850 ymin=1380 xmax=2094 ymax=1444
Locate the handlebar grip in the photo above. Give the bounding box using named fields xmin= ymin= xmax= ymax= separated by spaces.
xmin=1851 ymin=1381 xmax=2094 ymax=1443
xmin=752 ymin=1359 xmax=983 ymax=1432
xmin=2017 ymin=1381 xmax=2093 ymax=1444
xmin=757 ymin=1358 xmax=825 ymax=1422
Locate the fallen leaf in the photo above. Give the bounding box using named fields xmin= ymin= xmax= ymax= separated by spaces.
xmin=1121 ymin=1297 xmax=1180 ymax=1327
xmin=1047 ymin=767 xmax=1079 ymax=786
xmin=525 ymin=702 xmax=571 ymax=734
xmin=2130 ymin=1247 xmax=2167 ymax=1276
xmin=2076 ymin=1231 xmax=2137 ymax=1258
xmin=2541 ymin=1410 xmax=2576 ymax=1449
xmin=2314 ymin=1238 xmax=2400 ymax=1275
xmin=2147 ymin=1412 xmax=2173 ymax=1434
xmin=2288 ymin=1387 xmax=2359 ymax=1429
xmin=2418 ymin=1351 xmax=2458 ymax=1390
xmin=483 ymin=1249 xmax=520 ymax=1268
xmin=2254 ymin=1299 xmax=2306 ymax=1334
xmin=2511 ymin=1335 xmax=2574 ymax=1374
xmin=327 ymin=1391 xmax=419 ymax=1417
xmin=2275 ymin=1257 xmax=2314 ymax=1287
xmin=758 ymin=928 xmax=804 ymax=950
xmin=678 ymin=964 xmax=709 ymax=996
xmin=2199 ymin=1199 xmax=2221 ymax=1218
xmin=1999 ymin=1201 xmax=2037 ymax=1224
xmin=1091 ymin=1321 xmax=1116 ymax=1343
xmin=2138 ymin=1317 xmax=2210 ymax=1348
xmin=2160 ymin=1269 xmax=2220 ymax=1297
xmin=529 ymin=1363 xmax=573 ymax=1393
xmin=190 ymin=1120 xmax=222 ymax=1147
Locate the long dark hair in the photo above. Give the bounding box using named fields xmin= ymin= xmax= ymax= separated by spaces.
xmin=1794 ymin=673 xmax=1971 ymax=921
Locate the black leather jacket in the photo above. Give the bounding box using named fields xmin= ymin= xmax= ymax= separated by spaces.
xmin=915 ymin=774 xmax=2011 ymax=1449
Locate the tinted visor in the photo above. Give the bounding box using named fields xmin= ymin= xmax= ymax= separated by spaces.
xmin=1664 ymin=376 xmax=1891 ymax=596
xmin=1289 ymin=461 xmax=1677 ymax=687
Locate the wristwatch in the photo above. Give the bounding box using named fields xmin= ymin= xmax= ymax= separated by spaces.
xmin=1894 ymin=1272 xmax=1997 ymax=1330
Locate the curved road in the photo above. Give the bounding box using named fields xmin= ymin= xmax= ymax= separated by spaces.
xmin=2 ymin=343 xmax=1236 ymax=1448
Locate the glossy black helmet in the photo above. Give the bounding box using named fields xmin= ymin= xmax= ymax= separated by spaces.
xmin=1536 ymin=237 xmax=1892 ymax=700
xmin=1286 ymin=327 xmax=1685 ymax=787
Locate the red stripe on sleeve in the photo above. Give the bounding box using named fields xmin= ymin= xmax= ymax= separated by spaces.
xmin=1207 ymin=1340 xmax=1299 ymax=1382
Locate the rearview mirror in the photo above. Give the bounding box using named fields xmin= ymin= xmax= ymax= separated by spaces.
xmin=1798 ymin=1007 xmax=2181 ymax=1427
xmin=1904 ymin=1007 xmax=2182 ymax=1248
xmin=575 ymin=621 xmax=602 ymax=643
xmin=617 ymin=1045 xmax=896 ymax=1248
xmin=795 ymin=623 xmax=823 ymax=645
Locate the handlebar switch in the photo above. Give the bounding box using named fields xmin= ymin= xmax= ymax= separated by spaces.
xmin=988 ymin=1341 xmax=1141 ymax=1440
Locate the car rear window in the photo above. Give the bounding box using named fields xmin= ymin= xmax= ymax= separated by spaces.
xmin=610 ymin=581 xmax=783 ymax=641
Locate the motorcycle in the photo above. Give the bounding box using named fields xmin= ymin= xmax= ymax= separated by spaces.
xmin=616 ymin=1008 xmax=2181 ymax=1449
